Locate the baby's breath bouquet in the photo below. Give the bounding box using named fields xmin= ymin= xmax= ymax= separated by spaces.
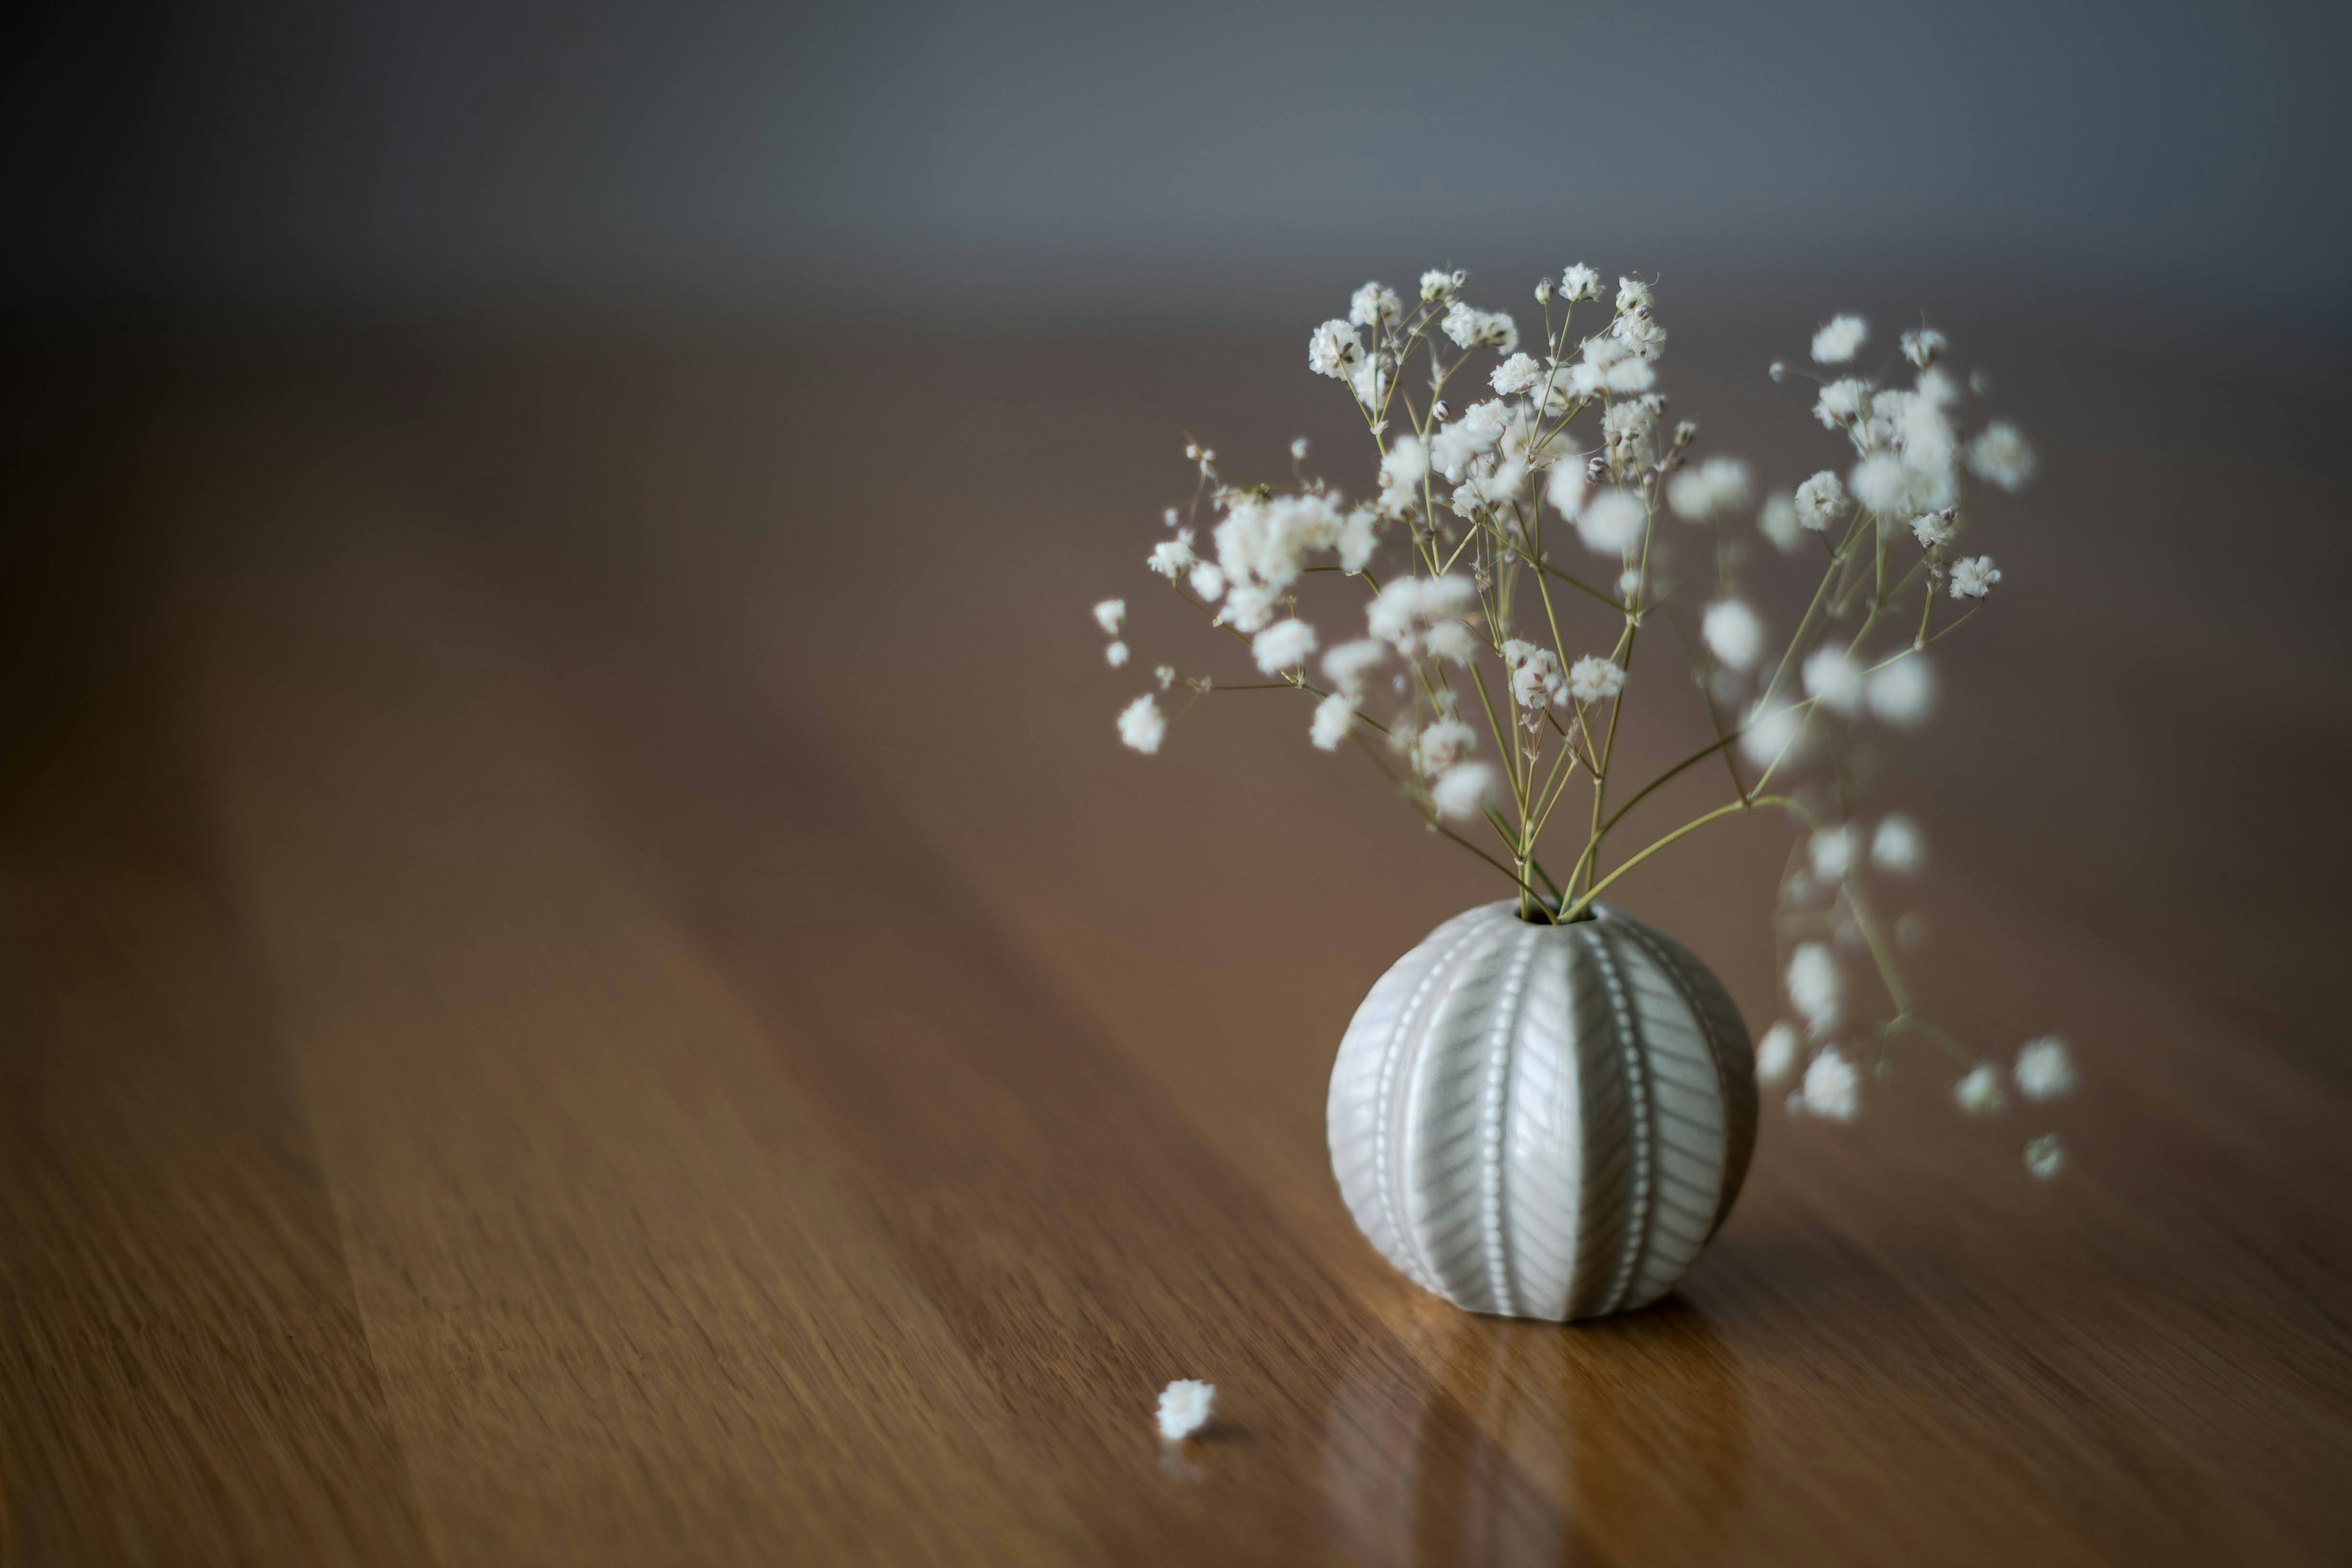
xmin=1095 ymin=265 xmax=2073 ymax=1188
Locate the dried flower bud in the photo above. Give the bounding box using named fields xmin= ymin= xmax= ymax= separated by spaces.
xmin=1901 ymin=326 xmax=1948 ymax=368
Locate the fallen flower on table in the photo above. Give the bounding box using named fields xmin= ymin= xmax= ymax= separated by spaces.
xmin=1156 ymin=1379 xmax=1216 ymax=1441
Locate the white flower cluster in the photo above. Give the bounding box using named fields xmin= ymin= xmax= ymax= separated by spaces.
xmin=1762 ymin=802 xmax=2071 ymax=1166
xmin=1098 ymin=270 xmax=2067 ymax=1176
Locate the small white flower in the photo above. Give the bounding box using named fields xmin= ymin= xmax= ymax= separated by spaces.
xmin=1220 ymin=582 xmax=1278 ymax=633
xmin=1155 ymin=665 xmax=1176 ymax=690
xmin=1871 ymin=814 xmax=1924 ymax=873
xmin=1612 ymin=309 xmax=1665 ymax=361
xmin=1967 ymin=423 xmax=2035 ymax=491
xmin=1307 ymin=319 xmax=1365 ymax=379
xmin=1429 ymin=398 xmax=1510 ymax=481
xmin=1148 ymin=537 xmax=1196 ymax=578
xmin=1252 ymin=617 xmax=1317 ymax=674
xmin=1310 ymin=693 xmax=1357 ymax=751
xmin=1322 ymin=638 xmax=1385 ymax=695
xmin=1954 ymin=1063 xmax=2006 ymax=1115
xmin=1212 ymin=491 xmax=1344 ymax=595
xmin=1902 ymin=326 xmax=1948 ymax=368
xmin=1615 ymin=277 xmax=1654 ymax=314
xmin=1794 ymin=470 xmax=1849 ymax=532
xmin=1442 ymin=303 xmax=1518 ymax=353
xmin=1189 ymin=561 xmax=1226 ymax=602
xmin=1910 ymin=510 xmax=1958 ymax=550
xmin=1849 ymin=452 xmax=1915 ymax=515
xmin=1380 ymin=434 xmax=1429 ymax=492
xmin=1601 ymin=354 xmax=1655 ymax=394
xmin=1533 ymin=276 xmax=1554 ymax=303
xmin=1419 ymin=269 xmax=1458 ymax=302
xmin=1809 ymin=825 xmax=1856 ymax=881
xmin=2024 ymin=1133 xmax=2065 ymax=1179
xmin=1423 ymin=619 xmax=1477 ymax=665
xmin=1561 ymin=264 xmax=1602 ymax=302
xmin=1577 ymin=489 xmax=1645 ymax=555
xmin=1949 ymin=556 xmax=2002 ymax=600
xmin=1803 ymin=647 xmax=1864 ymax=715
xmin=1117 ymin=695 xmax=1167 ymax=755
xmin=1414 ymin=718 xmax=1478 ymax=773
xmin=1291 ymin=437 xmax=1310 ymax=461
xmin=1811 ymin=315 xmax=1869 ymax=364
xmin=1157 ymin=1379 xmax=1216 ymax=1441
xmin=1812 ymin=378 xmax=1870 ymax=428
xmin=1740 ymin=701 xmax=1803 ymax=771
xmin=1439 ymin=301 xmax=1479 ymax=349
xmin=1349 ymin=282 xmax=1401 ymax=328
xmin=1798 ymin=1046 xmax=1860 ymax=1120
xmin=1545 ymin=461 xmax=1588 ymax=521
xmin=1430 ymin=761 xmax=1494 ymax=820
xmin=1785 ymin=942 xmax=1841 ymax=1033
xmin=1600 ymin=394 xmax=1657 ymax=458
xmin=1666 ymin=456 xmax=1753 ymax=522
xmin=1105 ymin=641 xmax=1129 ymax=668
xmin=1365 ymin=574 xmax=1476 ymax=650
xmin=2015 ymin=1038 xmax=2076 ymax=1101
xmin=1510 ymin=647 xmax=1565 ymax=708
xmin=1866 ymin=656 xmax=1936 ymax=727
xmin=1093 ymin=598 xmax=1126 ymax=635
xmin=1702 ymin=600 xmax=1763 ymax=670
xmin=1490 ymin=352 xmax=1542 ymax=396
xmin=1757 ymin=493 xmax=1805 ymax=552
xmin=1756 ymin=1021 xmax=1800 ymax=1084
xmin=1335 ymin=507 xmax=1380 ymax=574
xmin=1567 ymin=655 xmax=1625 ymax=704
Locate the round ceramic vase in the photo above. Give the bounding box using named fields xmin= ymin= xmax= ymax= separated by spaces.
xmin=1327 ymin=901 xmax=1757 ymax=1321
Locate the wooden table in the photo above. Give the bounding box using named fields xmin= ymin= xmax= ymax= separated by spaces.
xmin=3 ymin=321 xmax=2348 ymax=1564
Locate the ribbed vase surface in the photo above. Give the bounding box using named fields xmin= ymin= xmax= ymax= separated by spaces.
xmin=1328 ymin=901 xmax=1757 ymax=1321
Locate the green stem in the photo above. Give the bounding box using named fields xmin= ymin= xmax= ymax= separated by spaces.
xmin=1564 ymin=794 xmax=1798 ymax=919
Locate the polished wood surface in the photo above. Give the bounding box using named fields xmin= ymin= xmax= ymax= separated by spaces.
xmin=2 ymin=322 xmax=2348 ymax=1564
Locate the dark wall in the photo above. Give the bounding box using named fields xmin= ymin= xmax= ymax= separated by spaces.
xmin=4 ymin=0 xmax=2348 ymax=330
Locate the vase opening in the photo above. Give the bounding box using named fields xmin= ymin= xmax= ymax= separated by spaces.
xmin=1515 ymin=902 xmax=1599 ymax=927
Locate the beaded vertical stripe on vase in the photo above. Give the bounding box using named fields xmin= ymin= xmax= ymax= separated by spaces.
xmin=1096 ymin=264 xmax=2079 ymax=1321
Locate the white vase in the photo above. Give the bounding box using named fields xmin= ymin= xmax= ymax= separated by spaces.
xmin=1327 ymin=901 xmax=1757 ymax=1321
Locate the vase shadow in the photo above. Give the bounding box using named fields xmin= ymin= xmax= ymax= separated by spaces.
xmin=1324 ymin=1292 xmax=1749 ymax=1567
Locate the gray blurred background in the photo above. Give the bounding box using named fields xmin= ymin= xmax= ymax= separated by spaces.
xmin=6 ymin=0 xmax=2350 ymax=333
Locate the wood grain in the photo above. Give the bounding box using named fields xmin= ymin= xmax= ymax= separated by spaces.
xmin=0 ymin=322 xmax=2346 ymax=1564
